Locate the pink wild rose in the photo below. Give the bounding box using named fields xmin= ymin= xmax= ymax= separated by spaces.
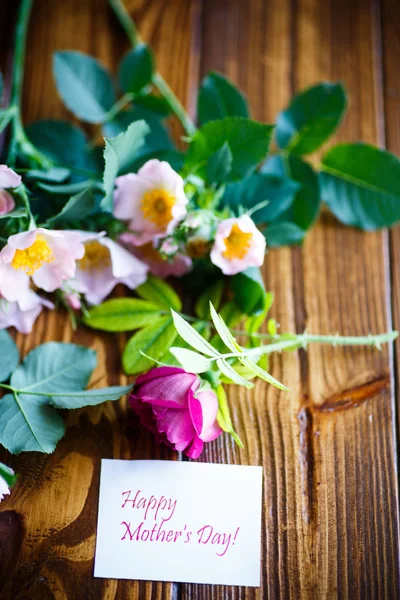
xmin=0 ymin=165 xmax=21 ymax=216
xmin=113 ymin=159 xmax=188 ymax=246
xmin=0 ymin=228 xmax=85 ymax=301
xmin=210 ymin=214 xmax=266 ymax=275
xmin=129 ymin=367 xmax=222 ymax=459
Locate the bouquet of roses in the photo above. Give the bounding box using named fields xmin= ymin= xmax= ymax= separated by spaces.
xmin=0 ymin=0 xmax=399 ymax=500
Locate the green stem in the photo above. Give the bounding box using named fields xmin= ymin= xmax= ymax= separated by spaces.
xmin=18 ymin=184 xmax=36 ymax=229
xmin=104 ymin=92 xmax=134 ymax=122
xmin=212 ymin=331 xmax=398 ymax=361
xmin=108 ymin=0 xmax=196 ymax=137
xmin=172 ymin=311 xmax=398 ymax=347
xmin=8 ymin=0 xmax=52 ymax=169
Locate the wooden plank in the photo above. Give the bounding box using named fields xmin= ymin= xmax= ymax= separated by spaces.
xmin=381 ymin=0 xmax=400 ymax=435
xmin=181 ymin=0 xmax=400 ymax=598
xmin=0 ymin=1 xmax=195 ymax=598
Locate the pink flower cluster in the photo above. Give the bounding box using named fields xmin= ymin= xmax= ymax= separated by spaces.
xmin=0 ymin=159 xmax=266 ymax=333
xmin=129 ymin=367 xmax=222 ymax=458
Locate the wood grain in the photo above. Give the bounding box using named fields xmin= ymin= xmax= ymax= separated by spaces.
xmin=0 ymin=0 xmax=399 ymax=598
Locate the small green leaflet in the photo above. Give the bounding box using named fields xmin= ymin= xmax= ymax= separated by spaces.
xmin=136 ymin=275 xmax=182 ymax=311
xmin=84 ymin=298 xmax=164 ymax=332
xmin=118 ymin=44 xmax=154 ymax=94
xmin=0 ymin=330 xmax=19 ymax=382
xmin=47 ymin=188 xmax=96 ymax=226
xmin=50 ymin=385 xmax=132 ymax=409
xmin=169 ymin=348 xmax=212 ymax=373
xmin=123 ymin=317 xmax=177 ymax=374
xmin=10 ymin=342 xmax=97 ymax=393
xmin=320 ymin=142 xmax=400 ymax=230
xmin=197 ymin=71 xmax=249 ymax=125
xmin=185 ymin=117 xmax=274 ymax=181
xmin=0 ymin=393 xmax=65 ymax=454
xmin=53 ymin=51 xmax=116 ymax=123
xmin=215 ymin=385 xmax=243 ymax=448
xmin=206 ymin=142 xmax=233 ymax=184
xmin=276 ymin=82 xmax=347 ymax=155
xmin=171 ymin=310 xmax=219 ymax=357
xmin=195 ymin=280 xmax=224 ymax=320
xmin=230 ymin=267 xmax=268 ymax=316
xmin=101 ymin=120 xmax=150 ymax=210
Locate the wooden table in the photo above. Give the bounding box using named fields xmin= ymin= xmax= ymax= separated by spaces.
xmin=0 ymin=0 xmax=399 ymax=597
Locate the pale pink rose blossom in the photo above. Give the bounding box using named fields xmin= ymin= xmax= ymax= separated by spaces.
xmin=0 ymin=191 xmax=15 ymax=216
xmin=0 ymin=228 xmax=85 ymax=301
xmin=74 ymin=233 xmax=148 ymax=305
xmin=0 ymin=290 xmax=53 ymax=334
xmin=0 ymin=165 xmax=21 ymax=189
xmin=0 ymin=165 xmax=21 ymax=216
xmin=121 ymin=233 xmax=192 ymax=279
xmin=113 ymin=159 xmax=188 ymax=246
xmin=130 ymin=367 xmax=222 ymax=459
xmin=210 ymin=215 xmax=266 ymax=276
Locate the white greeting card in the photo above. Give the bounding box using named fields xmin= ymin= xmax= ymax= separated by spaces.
xmin=94 ymin=459 xmax=262 ymax=586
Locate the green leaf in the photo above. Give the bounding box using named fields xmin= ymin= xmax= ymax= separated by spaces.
xmin=53 ymin=51 xmax=116 ymax=123
xmin=219 ymin=301 xmax=242 ymax=327
xmin=0 ymin=392 xmax=65 ymax=454
xmin=185 ymin=117 xmax=274 ymax=181
xmin=215 ymin=385 xmax=243 ymax=447
xmin=123 ymin=317 xmax=177 ymax=375
xmin=246 ymin=292 xmax=273 ymax=335
xmin=0 ymin=330 xmax=19 ymax=382
xmin=50 ymin=385 xmax=132 ymax=409
xmin=103 ymin=107 xmax=173 ymax=154
xmin=0 ymin=461 xmax=17 ymax=488
xmin=136 ymin=275 xmax=182 ymax=311
xmin=320 ymin=143 xmax=400 ymax=230
xmin=221 ymin=172 xmax=299 ymax=223
xmin=118 ymin=44 xmax=154 ymax=94
xmin=230 ymin=267 xmax=267 ymax=316
xmin=101 ymin=120 xmax=150 ymax=210
xmin=26 ymin=167 xmax=71 ymax=183
xmin=216 ymin=358 xmax=253 ymax=388
xmin=210 ymin=303 xmax=287 ymax=391
xmin=264 ymin=222 xmax=306 ymax=247
xmin=169 ymin=348 xmax=212 ymax=373
xmin=209 ymin=303 xmax=240 ymax=353
xmin=276 ymin=82 xmax=347 ymax=155
xmin=27 ymin=120 xmax=98 ymax=172
xmin=195 ymin=280 xmax=224 ymax=320
xmin=206 ymin=142 xmax=233 ymax=184
xmin=161 ymin=321 xmax=211 ymax=367
xmin=134 ymin=94 xmax=172 ymax=116
xmin=47 ymin=188 xmax=96 ymax=225
xmin=11 ymin=342 xmax=96 ymax=394
xmin=83 ymin=298 xmax=163 ymax=332
xmin=197 ymin=72 xmax=249 ymax=125
xmin=171 ymin=310 xmax=219 ymax=357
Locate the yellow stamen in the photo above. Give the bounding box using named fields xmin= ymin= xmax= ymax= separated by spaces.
xmin=223 ymin=223 xmax=253 ymax=260
xmin=78 ymin=240 xmax=111 ymax=271
xmin=11 ymin=236 xmax=54 ymax=275
xmin=140 ymin=188 xmax=176 ymax=227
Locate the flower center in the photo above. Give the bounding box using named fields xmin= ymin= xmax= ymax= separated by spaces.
xmin=11 ymin=236 xmax=54 ymax=275
xmin=78 ymin=240 xmax=111 ymax=271
xmin=223 ymin=224 xmax=253 ymax=260
xmin=140 ymin=189 xmax=176 ymax=227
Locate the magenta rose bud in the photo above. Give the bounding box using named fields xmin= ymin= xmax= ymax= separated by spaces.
xmin=129 ymin=367 xmax=222 ymax=459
